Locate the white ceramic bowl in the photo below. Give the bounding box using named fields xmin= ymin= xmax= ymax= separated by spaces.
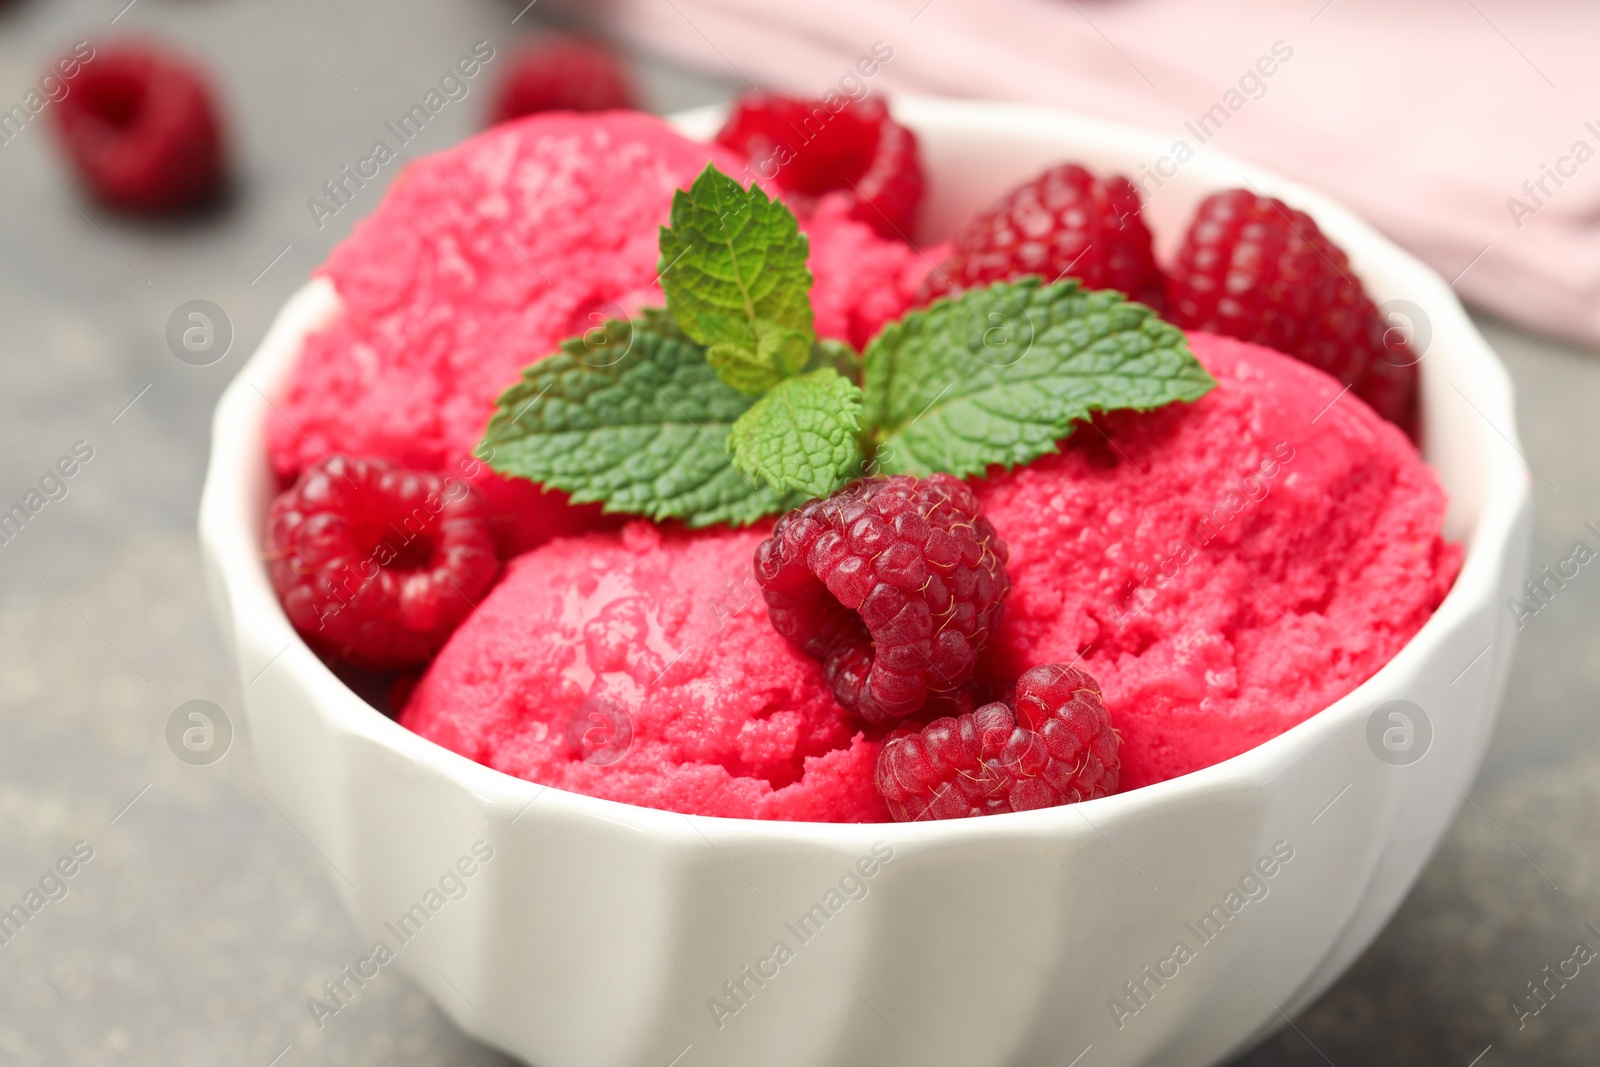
xmin=200 ymin=97 xmax=1530 ymax=1067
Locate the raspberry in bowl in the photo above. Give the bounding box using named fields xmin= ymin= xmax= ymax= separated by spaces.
xmin=201 ymin=97 xmax=1529 ymax=1067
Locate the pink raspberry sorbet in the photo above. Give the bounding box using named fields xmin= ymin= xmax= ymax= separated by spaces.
xmin=401 ymin=521 xmax=889 ymax=822
xmin=402 ymin=332 xmax=1460 ymax=819
xmin=267 ymin=111 xmax=932 ymax=554
xmin=974 ymin=332 xmax=1461 ymax=790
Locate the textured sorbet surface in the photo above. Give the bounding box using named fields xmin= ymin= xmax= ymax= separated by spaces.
xmin=401 ymin=521 xmax=889 ymax=822
xmin=266 ymin=112 xmax=933 ymax=554
xmin=402 ymin=332 xmax=1461 ymax=818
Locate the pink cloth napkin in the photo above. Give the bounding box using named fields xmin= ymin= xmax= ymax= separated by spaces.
xmin=586 ymin=0 xmax=1600 ymax=348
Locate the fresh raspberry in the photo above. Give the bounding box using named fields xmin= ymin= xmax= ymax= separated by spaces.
xmin=488 ymin=36 xmax=637 ymax=124
xmin=49 ymin=44 xmax=227 ymax=213
xmin=876 ymin=664 xmax=1120 ymax=821
xmin=266 ymin=456 xmax=500 ymax=670
xmin=754 ymin=474 xmax=1009 ymax=725
xmin=917 ymin=163 xmax=1164 ymax=307
xmin=1166 ymin=189 xmax=1419 ymax=434
xmin=714 ymin=92 xmax=924 ymax=240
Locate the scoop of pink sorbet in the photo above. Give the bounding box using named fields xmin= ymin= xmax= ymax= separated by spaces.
xmin=973 ymin=332 xmax=1460 ymax=790
xmin=267 ymin=111 xmax=934 ymax=554
xmin=401 ymin=520 xmax=889 ymax=822
xmin=402 ymin=331 xmax=1460 ymax=819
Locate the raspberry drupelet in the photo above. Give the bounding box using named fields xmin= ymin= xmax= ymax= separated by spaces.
xmin=917 ymin=162 xmax=1165 ymax=307
xmin=754 ymin=474 xmax=1009 ymax=725
xmin=266 ymin=456 xmax=500 ymax=670
xmin=876 ymin=663 xmax=1120 ymax=821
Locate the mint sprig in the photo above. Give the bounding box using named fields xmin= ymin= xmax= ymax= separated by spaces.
xmin=481 ymin=311 xmax=793 ymax=527
xmin=480 ymin=164 xmax=1217 ymax=528
xmin=656 ymin=164 xmax=869 ymax=494
xmin=659 ymin=163 xmax=815 ymax=395
xmin=864 ymin=278 xmax=1217 ymax=478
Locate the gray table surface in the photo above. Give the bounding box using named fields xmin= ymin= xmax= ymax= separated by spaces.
xmin=0 ymin=1 xmax=1594 ymax=1064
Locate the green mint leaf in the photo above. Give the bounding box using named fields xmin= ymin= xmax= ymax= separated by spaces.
xmin=480 ymin=312 xmax=793 ymax=527
xmin=658 ymin=163 xmax=814 ymax=395
xmin=728 ymin=367 xmax=864 ymax=498
xmin=863 ymin=278 xmax=1216 ymax=478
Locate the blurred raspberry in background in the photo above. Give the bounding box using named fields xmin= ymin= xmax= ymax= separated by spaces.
xmin=489 ymin=35 xmax=638 ymax=124
xmin=714 ymin=91 xmax=923 ymax=240
xmin=50 ymin=42 xmax=228 ymax=214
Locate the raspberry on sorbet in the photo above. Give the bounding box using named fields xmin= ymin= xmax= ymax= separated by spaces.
xmin=715 ymin=91 xmax=924 ymax=240
xmin=266 ymin=456 xmax=500 ymax=671
xmin=917 ymin=162 xmax=1165 ymax=307
xmin=49 ymin=43 xmax=227 ymax=213
xmin=875 ymin=663 xmax=1120 ymax=821
xmin=1166 ymin=188 xmax=1419 ymax=434
xmin=754 ymin=474 xmax=1009 ymax=726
